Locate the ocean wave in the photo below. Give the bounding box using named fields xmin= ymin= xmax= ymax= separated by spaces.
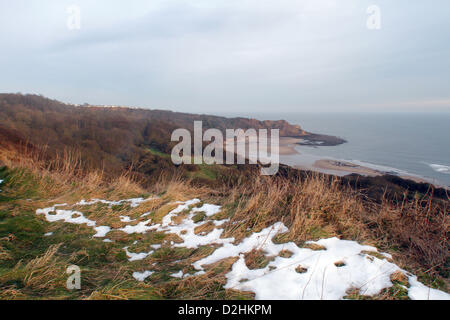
xmin=429 ymin=164 xmax=450 ymax=174
xmin=350 ymin=160 xmax=404 ymax=175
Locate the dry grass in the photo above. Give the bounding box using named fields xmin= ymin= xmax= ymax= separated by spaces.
xmin=153 ymin=173 xmax=211 ymax=202
xmin=244 ymin=250 xmax=275 ymax=270
xmin=219 ymin=172 xmax=448 ymax=283
xmin=0 ymin=141 xmax=448 ymax=299
xmin=390 ymin=271 xmax=409 ymax=285
xmin=0 ymin=143 xmax=144 ymax=202
xmin=222 ymin=173 xmax=368 ymax=244
xmin=363 ymin=195 xmax=448 ymax=273
xmin=194 ymin=222 xmax=217 ymax=236
xmin=0 ymin=244 xmax=66 ymax=293
xmin=167 ymin=257 xmax=253 ymax=300
xmin=21 ymin=244 xmax=65 ymax=290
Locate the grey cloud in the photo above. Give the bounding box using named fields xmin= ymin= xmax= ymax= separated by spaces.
xmin=0 ymin=0 xmax=449 ymax=113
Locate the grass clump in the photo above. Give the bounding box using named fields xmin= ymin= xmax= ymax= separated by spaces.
xmin=334 ymin=261 xmax=346 ymax=267
xmin=303 ymin=243 xmax=326 ymax=251
xmin=192 ymin=212 xmax=206 ymax=223
xmin=279 ymin=250 xmax=293 ymax=258
xmin=295 ymin=266 xmax=308 ymax=274
xmin=244 ymin=250 xmax=275 ymax=270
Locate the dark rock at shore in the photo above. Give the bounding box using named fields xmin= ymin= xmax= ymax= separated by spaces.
xmin=289 ymin=133 xmax=347 ymax=147
xmin=341 ymin=174 xmax=448 ymax=201
xmin=276 ymin=164 xmax=448 ymax=202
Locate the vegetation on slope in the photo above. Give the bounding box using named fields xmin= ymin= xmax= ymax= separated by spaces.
xmin=0 ymin=93 xmax=448 ymax=299
xmin=0 ymin=93 xmax=314 ymax=175
xmin=0 ymin=142 xmax=447 ymax=300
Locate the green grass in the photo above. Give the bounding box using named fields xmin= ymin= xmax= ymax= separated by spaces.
xmin=418 ymin=272 xmax=447 ymax=291
xmin=148 ymin=147 xmax=170 ymax=159
xmin=380 ymin=284 xmax=410 ymax=300
xmin=0 ymin=211 xmax=47 ymax=267
xmin=0 ymin=164 xmax=447 ymax=301
xmin=0 ymin=168 xmax=145 ymax=298
xmin=147 ymin=148 xmax=222 ymax=182
xmin=197 ymin=165 xmax=217 ymax=180
xmin=0 ymin=168 xmax=38 ymax=202
xmin=187 ymin=164 xmax=218 ymax=181
xmin=192 ymin=212 xmax=206 ymax=223
xmin=151 ymin=247 xmax=194 ymax=262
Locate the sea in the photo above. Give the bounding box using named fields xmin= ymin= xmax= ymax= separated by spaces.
xmin=217 ymin=112 xmax=450 ymax=187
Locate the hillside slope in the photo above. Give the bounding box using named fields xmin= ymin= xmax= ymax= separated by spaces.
xmin=0 ymin=142 xmax=448 ymax=300
xmin=0 ymin=94 xmax=448 ymax=300
xmin=0 ymin=155 xmax=450 ymax=299
xmin=0 ymin=94 xmax=343 ymax=171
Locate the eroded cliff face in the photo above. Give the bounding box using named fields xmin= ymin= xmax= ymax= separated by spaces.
xmin=260 ymin=120 xmax=306 ymax=136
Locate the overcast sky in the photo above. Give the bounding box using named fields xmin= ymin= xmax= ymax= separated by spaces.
xmin=1 ymin=0 xmax=449 ymax=113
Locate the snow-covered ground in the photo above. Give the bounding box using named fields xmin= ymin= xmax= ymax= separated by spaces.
xmin=132 ymin=270 xmax=154 ymax=282
xmin=36 ymin=198 xmax=450 ymax=300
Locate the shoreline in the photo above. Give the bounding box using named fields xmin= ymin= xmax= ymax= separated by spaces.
xmin=224 ymin=136 xmax=303 ymax=156
xmin=292 ymin=158 xmax=446 ymax=187
xmin=279 ymin=137 xmax=303 ymax=155
xmin=224 ymin=131 xmax=346 ymax=157
xmin=225 ymin=135 xmax=446 ymax=188
xmin=313 ymin=159 xmax=380 ymax=177
xmin=279 ymin=137 xmax=447 ymax=188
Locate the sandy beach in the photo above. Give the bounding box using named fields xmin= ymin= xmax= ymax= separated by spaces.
xmin=278 ymin=138 xmax=384 ymax=177
xmin=224 ymin=135 xmax=439 ymax=186
xmin=292 ymin=159 xmax=434 ymax=185
xmin=313 ymin=159 xmax=380 ymax=177
xmin=279 ymin=142 xmax=434 ymax=184
xmin=223 ymin=136 xmax=303 ymax=156
xmin=279 ymin=137 xmax=303 ymax=155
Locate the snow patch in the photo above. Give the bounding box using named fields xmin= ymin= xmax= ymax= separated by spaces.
xmin=162 ymin=199 xmax=201 ymax=226
xmin=93 ymin=226 xmax=111 ymax=238
xmin=171 ymin=270 xmax=184 ymax=278
xmin=120 ymin=216 xmax=136 ymax=223
xmin=133 ymin=271 xmax=154 ymax=282
xmin=36 ymin=198 xmax=449 ymax=300
xmin=76 ymin=197 xmax=154 ymax=208
xmin=408 ymin=276 xmax=450 ymax=300
xmin=36 ymin=198 xmax=154 ymax=238
xmin=37 ymin=208 xmax=96 ymax=227
xmin=192 ymin=204 xmax=222 ymax=217
xmin=124 ymin=247 xmax=154 ymax=261
xmin=192 ymin=223 xmax=450 ymax=300
xmin=119 ymin=220 xmax=159 ymax=234
xmin=157 ymin=200 xmax=232 ymax=249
